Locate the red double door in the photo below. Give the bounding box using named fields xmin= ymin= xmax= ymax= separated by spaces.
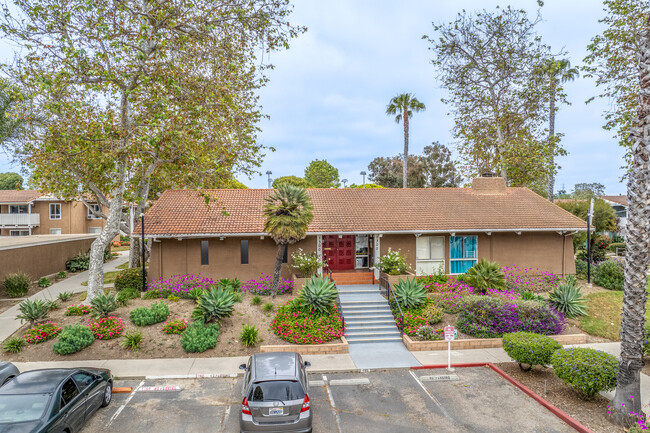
xmin=323 ymin=235 xmax=355 ymax=271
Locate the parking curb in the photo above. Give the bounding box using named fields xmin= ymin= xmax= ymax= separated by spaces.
xmin=412 ymin=363 xmax=594 ymax=433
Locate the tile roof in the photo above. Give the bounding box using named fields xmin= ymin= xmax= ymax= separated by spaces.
xmin=0 ymin=190 xmax=43 ymax=203
xmin=141 ymin=185 xmax=588 ymax=237
xmin=601 ymin=195 xmax=628 ymax=207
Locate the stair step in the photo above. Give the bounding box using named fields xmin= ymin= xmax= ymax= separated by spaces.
xmin=344 ymin=314 xmax=394 ymax=321
xmin=345 ymin=336 xmax=403 ymax=343
xmin=345 ymin=330 xmax=401 ymax=337
xmin=342 ymin=309 xmax=392 ymax=315
xmin=344 ymin=319 xmax=396 ymax=325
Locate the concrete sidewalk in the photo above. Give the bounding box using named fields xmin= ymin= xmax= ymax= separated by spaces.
xmin=0 ymin=251 xmax=129 ymax=342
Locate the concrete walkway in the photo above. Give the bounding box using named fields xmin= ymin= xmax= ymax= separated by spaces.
xmin=0 ymin=251 xmax=129 ymax=342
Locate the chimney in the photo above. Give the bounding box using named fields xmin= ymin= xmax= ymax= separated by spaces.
xmin=471 ymin=176 xmax=507 ymax=195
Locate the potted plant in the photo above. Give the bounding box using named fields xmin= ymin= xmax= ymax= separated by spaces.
xmin=291 ymin=249 xmax=325 ymax=293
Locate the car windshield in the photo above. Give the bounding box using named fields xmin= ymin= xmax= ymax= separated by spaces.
xmin=248 ymin=380 xmax=304 ymax=402
xmin=0 ymin=393 xmax=50 ymax=423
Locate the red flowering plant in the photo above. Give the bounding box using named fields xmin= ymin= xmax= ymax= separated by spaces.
xmin=87 ymin=316 xmax=124 ymax=340
xmin=65 ymin=304 xmax=92 ymax=316
xmin=394 ymin=311 xmax=427 ymax=336
xmin=24 ymin=321 xmax=62 ymax=344
xmin=271 ymin=298 xmax=344 ymax=345
xmin=162 ymin=318 xmax=188 ymax=335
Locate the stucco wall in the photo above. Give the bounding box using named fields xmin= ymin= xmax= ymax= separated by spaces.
xmin=1 ymin=201 xmax=107 ymax=236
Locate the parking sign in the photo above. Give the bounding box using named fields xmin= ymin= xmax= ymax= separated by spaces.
xmin=444 ymin=326 xmax=455 ymax=341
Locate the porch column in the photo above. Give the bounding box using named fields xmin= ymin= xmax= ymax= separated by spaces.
xmin=317 ymin=235 xmax=323 ymax=276
xmin=28 ymin=203 xmax=32 ymax=235
xmin=373 ymin=234 xmax=381 ymax=279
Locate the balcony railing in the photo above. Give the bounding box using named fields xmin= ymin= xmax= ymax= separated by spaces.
xmin=0 ymin=213 xmax=40 ymax=227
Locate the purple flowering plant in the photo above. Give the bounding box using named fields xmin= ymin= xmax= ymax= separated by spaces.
xmin=244 ymin=274 xmax=293 ymax=296
xmin=146 ymin=274 xmax=216 ymax=297
xmin=503 ymin=266 xmax=560 ymax=293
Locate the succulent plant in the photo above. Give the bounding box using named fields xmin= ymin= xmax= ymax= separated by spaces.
xmin=16 ymin=299 xmax=50 ymax=325
xmin=90 ymin=292 xmax=119 ymax=318
xmin=393 ymin=277 xmax=427 ymax=309
xmin=192 ymin=288 xmax=236 ymax=323
xmin=548 ymin=279 xmax=586 ymax=318
xmin=299 ymin=276 xmax=338 ymax=314
xmin=463 ymin=259 xmax=505 ymax=294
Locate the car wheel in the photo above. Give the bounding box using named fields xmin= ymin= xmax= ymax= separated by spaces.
xmin=1 ymin=376 xmax=15 ymax=386
xmin=101 ymin=382 xmax=112 ymax=407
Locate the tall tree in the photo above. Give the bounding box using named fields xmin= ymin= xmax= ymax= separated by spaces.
xmin=263 ymin=184 xmax=313 ymax=295
xmin=272 ymin=175 xmax=312 ymax=189
xmin=0 ymin=172 xmax=23 ymax=190
xmin=304 ymin=159 xmax=340 ymax=188
xmin=572 ymin=182 xmax=606 ymax=199
xmin=385 ymin=93 xmax=426 ymax=189
xmin=421 ymin=143 xmax=461 ymax=187
xmin=612 ymin=11 xmax=650 ymax=427
xmin=0 ymin=79 xmax=21 ymax=145
xmin=424 ymin=7 xmax=562 ymax=187
xmin=534 ymin=58 xmax=579 ymax=201
xmin=1 ymin=0 xmax=304 ymax=302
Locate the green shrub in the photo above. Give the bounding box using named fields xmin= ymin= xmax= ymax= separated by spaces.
xmin=644 ymin=323 xmax=650 ymax=357
xmin=393 ymin=277 xmax=427 ymax=309
xmin=593 ymin=260 xmax=624 ymax=290
xmin=90 ymin=292 xmax=119 ymax=318
xmin=55 ymin=271 xmax=67 ymax=281
xmin=117 ymin=287 xmax=140 ymax=306
xmin=114 ymin=268 xmax=144 ymax=292
xmin=38 ymin=277 xmax=51 ymax=288
xmin=548 ymin=276 xmax=586 ymax=318
xmin=608 ymin=242 xmax=626 ymax=253
xmin=240 ymin=324 xmax=259 ymax=347
xmin=463 ymin=259 xmax=505 ymax=294
xmin=186 ymin=287 xmax=205 ymax=301
xmin=376 ymin=249 xmax=409 ymax=275
xmin=420 ymin=303 xmax=443 ymax=325
xmin=415 ymin=325 xmax=443 ymax=341
xmin=180 ymin=322 xmax=220 ymax=353
xmin=57 ymin=291 xmax=73 ymax=302
xmin=65 ymin=304 xmax=92 ymax=316
xmin=3 ymin=337 xmax=26 ymax=353
xmin=576 ymin=247 xmax=606 ymax=264
xmin=575 ymin=259 xmax=588 ymax=279
xmin=53 ymin=324 xmax=95 ymax=355
xmin=262 ymin=302 xmax=274 ymax=312
xmin=550 ymin=347 xmax=617 ymax=400
xmin=192 ymin=288 xmax=235 ymax=323
xmin=502 ymin=332 xmax=562 ymax=370
xmin=251 ymin=295 xmax=262 ymax=305
xmin=3 ymin=272 xmax=31 ymax=297
xmin=167 ymin=294 xmax=180 ymax=302
xmin=290 ymin=249 xmax=325 ymax=278
xmin=418 ymin=272 xmax=448 ymax=286
xmin=521 ymin=291 xmax=545 ymax=303
xmin=231 ymin=291 xmax=243 ymax=303
xmin=299 ymin=276 xmax=337 ymax=313
xmin=121 ymin=331 xmax=143 ymax=352
xmin=218 ymin=278 xmax=241 ymax=292
xmin=142 ymin=289 xmax=169 ymax=299
xmin=16 ymin=299 xmax=50 ymax=325
xmin=129 ymin=301 xmax=169 ymax=326
xmin=65 ymin=251 xmax=90 ymax=272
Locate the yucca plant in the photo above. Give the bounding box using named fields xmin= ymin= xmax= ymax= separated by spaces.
xmin=57 ymin=291 xmax=73 ymax=302
xmin=548 ymin=278 xmax=587 ymax=318
xmin=16 ymin=299 xmax=50 ymax=325
xmin=90 ymin=292 xmax=119 ymax=318
xmin=121 ymin=331 xmax=143 ymax=352
xmin=240 ymin=324 xmax=260 ymax=347
xmin=299 ymin=275 xmax=338 ymax=313
xmin=393 ymin=277 xmax=427 ymax=309
xmin=3 ymin=337 xmax=26 ymax=353
xmin=463 ymin=259 xmax=505 ymax=294
xmin=187 ymin=287 xmax=205 ymax=301
xmin=192 ymin=287 xmax=236 ymax=323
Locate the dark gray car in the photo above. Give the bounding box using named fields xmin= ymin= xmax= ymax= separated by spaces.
xmin=0 ymin=363 xmax=18 ymax=387
xmin=239 ymin=352 xmax=312 ymax=433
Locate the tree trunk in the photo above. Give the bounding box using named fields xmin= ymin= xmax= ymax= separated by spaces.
xmin=86 ymin=174 xmax=126 ymax=303
xmin=129 ymin=235 xmax=141 ymax=268
xmin=612 ymin=15 xmax=650 ymax=427
xmin=547 ymin=80 xmax=556 ymax=202
xmin=403 ymin=105 xmax=409 ymax=189
xmin=270 ymin=243 xmax=285 ymax=298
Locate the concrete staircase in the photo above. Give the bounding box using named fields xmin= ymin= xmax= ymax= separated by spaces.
xmin=331 ymin=272 xmax=375 ymax=286
xmin=338 ymin=284 xmax=402 ymax=344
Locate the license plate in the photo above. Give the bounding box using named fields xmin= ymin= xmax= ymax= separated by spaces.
xmin=269 ymin=408 xmax=284 ymax=416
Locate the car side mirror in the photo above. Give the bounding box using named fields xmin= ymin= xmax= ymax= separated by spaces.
xmin=304 ymin=361 xmax=311 ymax=368
xmin=239 ymin=364 xmax=247 ymax=370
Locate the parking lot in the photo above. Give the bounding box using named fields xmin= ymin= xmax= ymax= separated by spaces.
xmin=83 ymin=367 xmax=577 ymax=432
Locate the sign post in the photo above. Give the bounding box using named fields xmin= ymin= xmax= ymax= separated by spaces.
xmin=444 ymin=325 xmax=455 ymax=371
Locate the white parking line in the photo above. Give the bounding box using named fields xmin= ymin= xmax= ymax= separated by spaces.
xmin=106 ymin=379 xmax=145 ymax=428
xmin=408 ymin=371 xmax=451 ymax=420
xmin=322 ymin=375 xmax=343 ymax=433
xmin=329 ymin=378 xmax=370 ymax=386
xmin=219 ymin=405 xmax=232 ymax=433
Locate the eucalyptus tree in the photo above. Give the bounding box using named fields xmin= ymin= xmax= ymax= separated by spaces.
xmin=385 ymin=93 xmax=426 ymax=189
xmin=0 ymin=0 xmax=304 ymax=302
xmin=424 ymin=7 xmax=560 ymax=187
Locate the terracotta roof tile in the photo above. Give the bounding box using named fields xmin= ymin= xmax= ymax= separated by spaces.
xmin=601 ymin=195 xmax=628 ymax=206
xmin=0 ymin=190 xmax=43 ymax=203
xmin=141 ymin=186 xmax=588 ymax=237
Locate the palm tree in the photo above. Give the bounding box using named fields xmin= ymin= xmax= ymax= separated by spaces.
xmin=386 ymin=93 xmax=426 ymax=189
xmin=537 ymin=58 xmax=579 ymax=202
xmin=263 ymin=184 xmax=314 ymax=296
xmin=612 ymin=15 xmax=650 ymax=427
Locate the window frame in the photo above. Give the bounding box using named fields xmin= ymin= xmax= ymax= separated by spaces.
xmin=415 ymin=236 xmax=445 ymax=276
xmin=201 ymin=240 xmax=209 ymax=265
xmin=240 ymin=240 xmax=249 ymax=265
xmin=9 ymin=230 xmax=29 ymax=236
xmin=9 ymin=204 xmax=28 ymax=214
xmin=49 ymin=228 xmax=62 ymax=235
xmin=49 ymin=203 xmax=61 ymax=220
xmin=87 ymin=204 xmax=102 ymax=219
xmin=449 ymin=235 xmax=478 ymax=275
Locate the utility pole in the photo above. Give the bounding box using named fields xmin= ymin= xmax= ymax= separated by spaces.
xmin=587 ymin=198 xmax=594 ymax=286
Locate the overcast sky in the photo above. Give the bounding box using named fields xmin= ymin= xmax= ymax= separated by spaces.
xmin=0 ymin=0 xmax=628 ymax=195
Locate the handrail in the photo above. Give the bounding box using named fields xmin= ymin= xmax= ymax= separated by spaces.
xmin=324 ymin=256 xmax=345 ymax=333
xmin=381 ymin=274 xmax=405 ymax=337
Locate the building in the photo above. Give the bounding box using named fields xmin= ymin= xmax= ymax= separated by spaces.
xmin=601 ymin=195 xmax=627 ymax=237
xmin=0 ymin=190 xmax=107 ymax=237
xmin=140 ymin=177 xmax=588 ymax=283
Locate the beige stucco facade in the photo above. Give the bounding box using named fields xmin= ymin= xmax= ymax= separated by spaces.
xmin=148 ymin=231 xmax=576 ymax=282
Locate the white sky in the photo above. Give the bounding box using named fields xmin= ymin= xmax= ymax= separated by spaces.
xmin=0 ymin=0 xmax=628 ymax=195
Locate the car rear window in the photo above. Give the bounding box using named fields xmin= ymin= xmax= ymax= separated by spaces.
xmin=0 ymin=393 xmax=50 ymax=423
xmin=248 ymin=380 xmax=305 ymax=402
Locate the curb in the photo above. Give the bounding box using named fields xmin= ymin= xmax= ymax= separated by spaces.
xmin=412 ymin=363 xmax=594 ymax=433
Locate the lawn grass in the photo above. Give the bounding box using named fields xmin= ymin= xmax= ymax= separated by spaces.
xmin=117 ymin=262 xmax=129 ymax=270
xmin=81 ymin=270 xmax=120 ymax=286
xmin=579 ymin=290 xmax=650 ymax=341
xmin=111 ymin=245 xmax=130 ymax=252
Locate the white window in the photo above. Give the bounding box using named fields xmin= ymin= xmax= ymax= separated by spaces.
xmin=49 ymin=228 xmax=62 ymax=235
xmin=9 ymin=205 xmax=28 ymax=214
xmin=416 ymin=236 xmax=445 ymax=276
xmin=49 ymin=203 xmax=61 ymax=220
xmin=87 ymin=204 xmax=101 ymax=219
xmin=9 ymin=230 xmax=29 ymax=236
xmin=88 ymin=227 xmax=102 ymax=234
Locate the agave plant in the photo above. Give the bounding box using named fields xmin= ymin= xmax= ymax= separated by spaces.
xmin=192 ymin=288 xmax=236 ymax=323
xmin=463 ymin=259 xmax=505 ymax=294
xmin=299 ymin=276 xmax=338 ymax=314
xmin=90 ymin=292 xmax=119 ymax=318
xmin=548 ymin=279 xmax=587 ymax=318
xmin=393 ymin=277 xmax=427 ymax=309
xmin=16 ymin=299 xmax=50 ymax=325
